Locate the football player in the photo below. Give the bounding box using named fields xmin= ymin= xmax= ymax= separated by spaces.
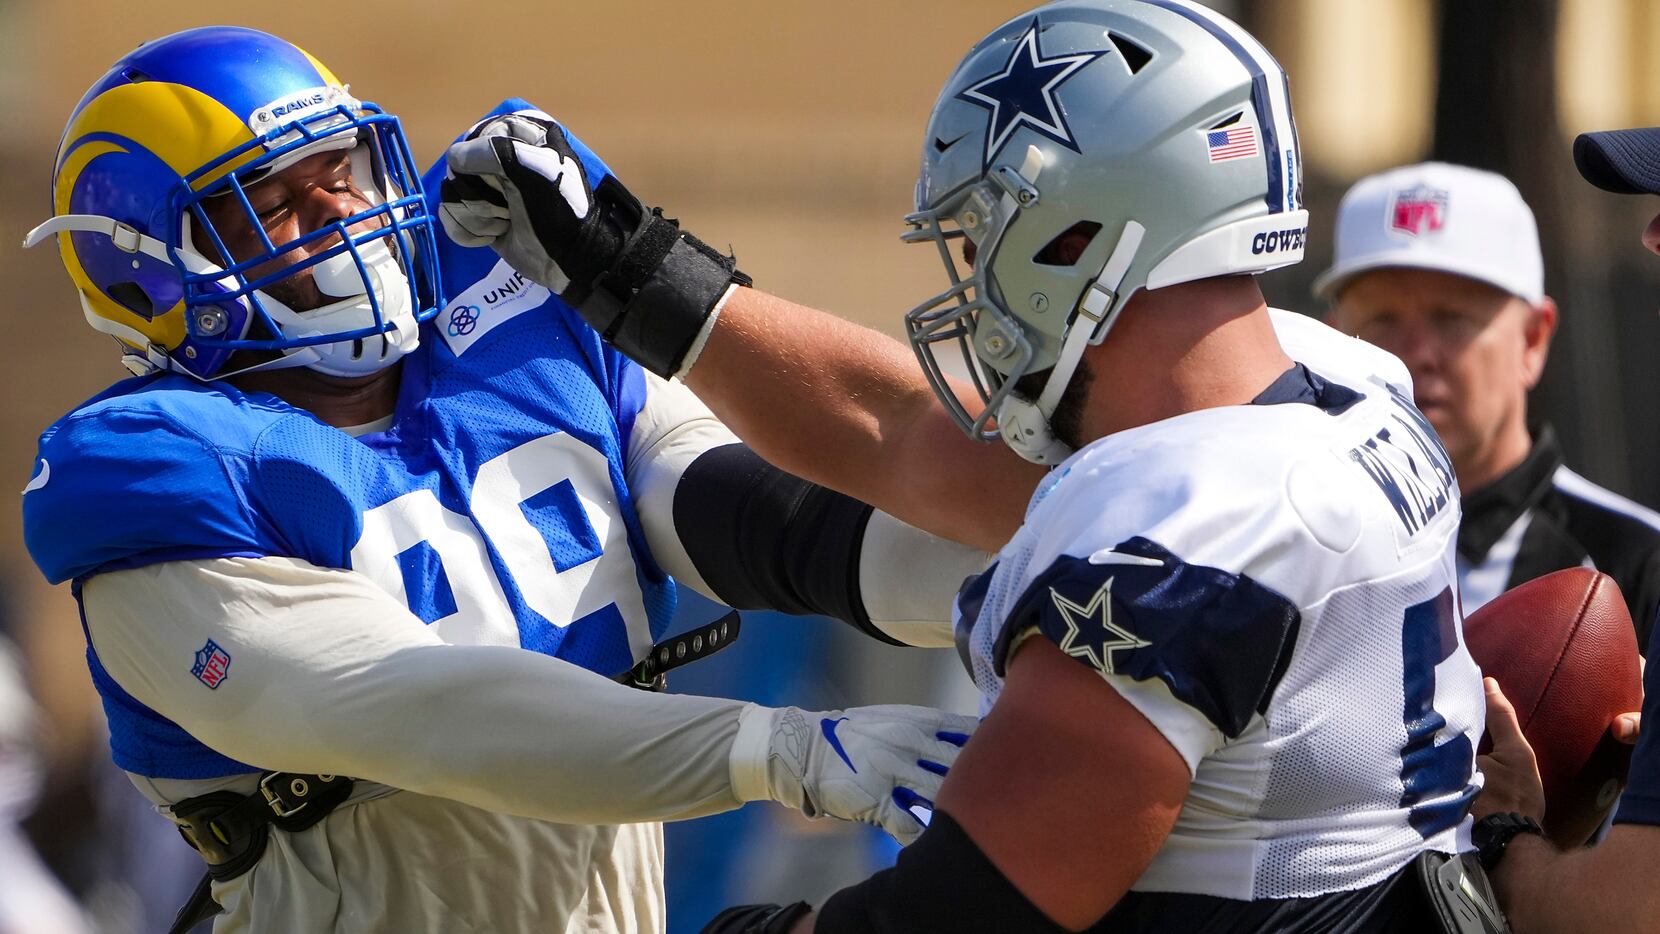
xmin=442 ymin=1 xmax=1506 ymax=930
xmin=20 ymin=27 xmax=990 ymax=934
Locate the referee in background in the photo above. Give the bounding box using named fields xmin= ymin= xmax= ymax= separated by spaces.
xmin=1319 ymin=161 xmax=1660 ymax=649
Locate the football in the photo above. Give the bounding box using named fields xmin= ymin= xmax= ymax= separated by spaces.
xmin=1462 ymin=567 xmax=1643 ymax=846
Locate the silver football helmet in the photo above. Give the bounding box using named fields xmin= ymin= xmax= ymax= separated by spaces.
xmin=905 ymin=0 xmax=1309 ymax=464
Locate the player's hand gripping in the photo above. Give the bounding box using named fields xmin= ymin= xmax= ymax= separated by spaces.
xmin=1472 ymin=678 xmax=1547 ymax=823
xmin=729 ymin=704 xmax=974 ymax=845
xmin=440 ymin=110 xmax=745 ymax=377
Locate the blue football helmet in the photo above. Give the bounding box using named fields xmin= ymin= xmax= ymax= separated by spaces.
xmin=24 ymin=26 xmax=443 ymax=379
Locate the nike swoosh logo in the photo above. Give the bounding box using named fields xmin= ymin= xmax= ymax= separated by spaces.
xmin=1088 ymin=549 xmax=1164 ymax=567
xmin=21 ymin=459 xmax=48 ymax=494
xmin=820 ymin=717 xmax=857 ymax=773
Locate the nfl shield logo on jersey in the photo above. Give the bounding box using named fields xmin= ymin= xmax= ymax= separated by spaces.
xmin=1389 ymin=184 xmax=1448 ymax=237
xmin=191 ymin=639 xmax=232 ymax=689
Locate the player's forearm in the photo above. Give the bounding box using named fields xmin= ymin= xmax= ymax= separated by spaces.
xmin=624 ymin=380 xmax=989 ymax=645
xmin=686 ymin=287 xmax=1033 ymax=551
xmin=81 ymin=557 xmax=759 ymax=826
xmin=1494 ymin=827 xmax=1660 ymax=933
xmin=277 ymin=641 xmax=757 ymax=825
xmin=685 ymin=288 xmax=935 ymax=497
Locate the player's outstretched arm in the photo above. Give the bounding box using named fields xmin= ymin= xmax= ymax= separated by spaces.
xmin=79 ymin=556 xmax=973 ymax=842
xmin=626 ymin=374 xmax=991 ymax=648
xmin=786 ymin=638 xmax=1190 ymax=932
xmin=683 ymin=287 xmax=1040 ymax=552
xmin=440 ymin=111 xmax=1043 ymax=552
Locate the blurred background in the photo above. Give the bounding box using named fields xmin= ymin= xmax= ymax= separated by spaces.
xmin=2 ymin=0 xmax=1659 ymax=931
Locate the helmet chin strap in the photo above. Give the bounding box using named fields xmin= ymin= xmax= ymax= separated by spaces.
xmin=996 ymin=219 xmax=1145 ymax=466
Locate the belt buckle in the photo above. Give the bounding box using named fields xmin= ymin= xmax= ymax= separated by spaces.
xmin=259 ymin=772 xmax=309 ymax=819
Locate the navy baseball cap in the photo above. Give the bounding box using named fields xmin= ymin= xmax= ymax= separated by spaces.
xmin=1575 ymin=128 xmax=1660 ymax=194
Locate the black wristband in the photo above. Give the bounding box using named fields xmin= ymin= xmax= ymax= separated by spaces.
xmin=582 ymin=198 xmax=747 ymax=377
xmin=605 ymin=233 xmax=741 ymax=376
xmin=1471 ymin=812 xmax=1544 ymax=871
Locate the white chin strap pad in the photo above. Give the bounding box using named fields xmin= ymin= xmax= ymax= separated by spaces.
xmin=997 ymin=220 xmax=1146 ymax=466
xmin=997 ymin=397 xmax=1073 ymax=465
xmin=265 ymin=240 xmax=420 ymax=377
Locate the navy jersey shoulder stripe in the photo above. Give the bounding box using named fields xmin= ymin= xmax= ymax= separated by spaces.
xmin=993 ymin=536 xmax=1301 ymax=737
xmin=1142 ymin=0 xmax=1299 ymax=213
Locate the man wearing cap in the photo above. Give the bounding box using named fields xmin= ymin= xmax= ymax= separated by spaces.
xmin=1459 ymin=132 xmax=1660 ymax=934
xmin=1319 ymin=162 xmax=1660 ymax=650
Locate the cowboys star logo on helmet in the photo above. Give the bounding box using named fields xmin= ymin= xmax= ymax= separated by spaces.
xmin=957 ymin=20 xmax=1106 ymax=169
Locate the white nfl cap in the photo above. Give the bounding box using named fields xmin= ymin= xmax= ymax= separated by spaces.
xmin=1313 ymin=162 xmax=1544 ymax=305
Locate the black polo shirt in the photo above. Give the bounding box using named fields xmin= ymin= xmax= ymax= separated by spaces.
xmin=1456 ymin=425 xmax=1660 ymax=652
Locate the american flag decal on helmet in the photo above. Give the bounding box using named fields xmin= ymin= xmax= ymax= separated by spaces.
xmin=1207 ymin=126 xmax=1259 ymax=163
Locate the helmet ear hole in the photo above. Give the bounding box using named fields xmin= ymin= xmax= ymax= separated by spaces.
xmin=1034 ymin=221 xmax=1103 ymax=267
xmin=107 ymin=282 xmax=155 ymax=318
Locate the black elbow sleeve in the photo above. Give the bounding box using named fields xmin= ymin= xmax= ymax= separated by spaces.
xmin=671 ymin=443 xmax=901 ymax=644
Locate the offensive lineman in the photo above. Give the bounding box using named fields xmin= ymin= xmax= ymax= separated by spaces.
xmin=441 ymin=1 xmax=1501 ymax=929
xmin=20 ymin=27 xmax=988 ymax=934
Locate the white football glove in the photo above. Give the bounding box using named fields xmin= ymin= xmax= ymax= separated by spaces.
xmin=729 ymin=703 xmax=975 ymax=845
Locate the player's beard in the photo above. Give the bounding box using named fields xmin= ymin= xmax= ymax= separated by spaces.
xmin=1012 ymin=359 xmax=1094 ymax=452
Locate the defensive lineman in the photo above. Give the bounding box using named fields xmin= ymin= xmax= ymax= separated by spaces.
xmin=442 ymin=1 xmax=1501 ymax=929
xmin=21 ymin=27 xmax=986 ymax=934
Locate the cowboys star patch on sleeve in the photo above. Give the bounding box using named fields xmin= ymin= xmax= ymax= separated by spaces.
xmin=992 ymin=536 xmax=1301 ymax=738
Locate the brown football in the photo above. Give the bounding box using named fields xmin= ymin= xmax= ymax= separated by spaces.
xmin=1462 ymin=567 xmax=1643 ymax=846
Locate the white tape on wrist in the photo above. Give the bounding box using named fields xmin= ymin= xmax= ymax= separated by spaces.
xmin=728 ymin=702 xmax=778 ymax=803
xmin=673 ymin=282 xmax=740 ymax=380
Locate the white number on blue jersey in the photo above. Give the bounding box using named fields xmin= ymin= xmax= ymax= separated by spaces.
xmin=350 ymin=432 xmax=651 ymax=654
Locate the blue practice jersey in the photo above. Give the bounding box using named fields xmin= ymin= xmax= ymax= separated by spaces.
xmin=23 ymin=100 xmax=675 ymax=780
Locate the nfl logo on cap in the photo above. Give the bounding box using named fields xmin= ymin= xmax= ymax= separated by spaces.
xmin=1389 ymin=184 xmax=1448 ymax=237
xmin=1313 ymin=162 xmax=1545 ymax=306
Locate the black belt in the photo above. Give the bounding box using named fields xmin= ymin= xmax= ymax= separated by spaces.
xmin=168 ymin=770 xmax=354 ymax=933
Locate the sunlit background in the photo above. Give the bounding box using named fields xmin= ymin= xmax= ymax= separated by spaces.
xmin=2 ymin=1 xmax=1659 ymax=931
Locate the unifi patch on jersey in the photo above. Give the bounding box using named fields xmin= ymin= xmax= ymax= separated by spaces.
xmin=440 ymin=258 xmax=552 ymax=355
xmin=191 ymin=639 xmax=232 ymax=689
xmin=1388 ymin=184 xmax=1448 ymax=237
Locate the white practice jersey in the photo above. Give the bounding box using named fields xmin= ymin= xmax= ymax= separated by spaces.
xmin=960 ymin=310 xmax=1483 ymax=903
